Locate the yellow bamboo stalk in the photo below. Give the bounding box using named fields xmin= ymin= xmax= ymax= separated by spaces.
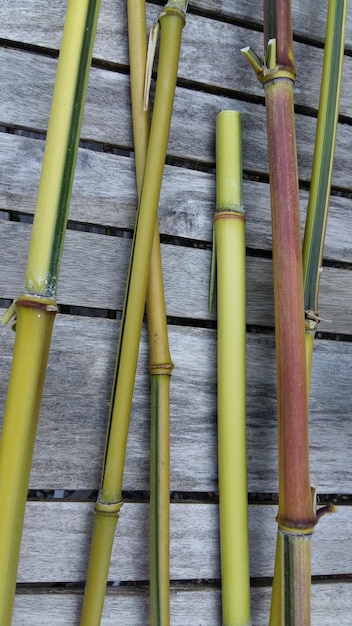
xmin=80 ymin=4 xmax=187 ymax=624
xmin=0 ymin=2 xmax=101 ymax=623
xmin=215 ymin=111 xmax=250 ymax=626
xmin=127 ymin=2 xmax=173 ymax=623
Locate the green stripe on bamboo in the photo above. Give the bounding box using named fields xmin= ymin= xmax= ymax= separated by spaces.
xmin=79 ymin=4 xmax=187 ymax=624
xmin=25 ymin=0 xmax=100 ymax=297
xmin=302 ymin=0 xmax=347 ymax=393
xmin=0 ymin=3 xmax=100 ymax=623
xmin=215 ymin=111 xmax=251 ymax=626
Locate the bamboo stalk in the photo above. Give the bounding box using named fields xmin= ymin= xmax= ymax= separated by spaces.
xmin=127 ymin=2 xmax=173 ymax=623
xmin=303 ymin=0 xmax=348 ymax=393
xmin=243 ymin=2 xmax=315 ymax=623
xmin=0 ymin=2 xmax=101 ymax=623
xmin=79 ymin=3 xmax=187 ymax=624
xmin=215 ymin=111 xmax=250 ymax=626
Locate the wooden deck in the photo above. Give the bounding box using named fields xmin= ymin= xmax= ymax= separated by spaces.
xmin=1 ymin=1 xmax=352 ymax=624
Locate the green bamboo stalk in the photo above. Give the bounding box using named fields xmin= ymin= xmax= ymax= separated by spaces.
xmin=243 ymin=2 xmax=316 ymax=623
xmin=80 ymin=3 xmax=187 ymax=624
xmin=215 ymin=111 xmax=250 ymax=626
xmin=303 ymin=0 xmax=348 ymax=393
xmin=0 ymin=3 xmax=100 ymax=623
xmin=127 ymin=2 xmax=173 ymax=624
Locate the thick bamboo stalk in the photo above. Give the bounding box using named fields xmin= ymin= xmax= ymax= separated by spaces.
xmin=80 ymin=4 xmax=187 ymax=624
xmin=127 ymin=2 xmax=173 ymax=624
xmin=0 ymin=2 xmax=101 ymax=623
xmin=243 ymin=3 xmax=315 ymax=623
xmin=215 ymin=111 xmax=250 ymax=626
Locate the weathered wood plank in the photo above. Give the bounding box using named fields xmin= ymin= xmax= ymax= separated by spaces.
xmin=12 ymin=582 xmax=352 ymax=626
xmin=1 ymin=134 xmax=351 ymax=267
xmin=17 ymin=502 xmax=351 ymax=581
xmin=0 ymin=0 xmax=346 ymax=48
xmin=1 ymin=2 xmax=352 ymax=116
xmin=2 ymin=220 xmax=352 ymax=335
xmin=0 ymin=48 xmax=351 ymax=188
xmin=1 ymin=313 xmax=351 ymax=492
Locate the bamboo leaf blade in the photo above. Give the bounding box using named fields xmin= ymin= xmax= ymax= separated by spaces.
xmin=215 ymin=111 xmax=250 ymax=626
xmin=0 ymin=3 xmax=101 ymax=623
xmin=80 ymin=4 xmax=187 ymax=624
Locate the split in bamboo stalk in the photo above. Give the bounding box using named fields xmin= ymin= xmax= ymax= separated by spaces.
xmin=303 ymin=0 xmax=348 ymax=393
xmin=243 ymin=2 xmax=315 ymax=623
xmin=0 ymin=2 xmax=101 ymax=624
xmin=128 ymin=2 xmax=173 ymax=624
xmin=79 ymin=3 xmax=188 ymax=624
xmin=215 ymin=110 xmax=251 ymax=626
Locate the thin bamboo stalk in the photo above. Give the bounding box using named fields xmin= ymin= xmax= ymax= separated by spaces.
xmin=127 ymin=2 xmax=173 ymax=623
xmin=215 ymin=111 xmax=250 ymax=626
xmin=243 ymin=2 xmax=315 ymax=623
xmin=0 ymin=2 xmax=101 ymax=623
xmin=79 ymin=3 xmax=187 ymax=624
xmin=302 ymin=0 xmax=348 ymax=393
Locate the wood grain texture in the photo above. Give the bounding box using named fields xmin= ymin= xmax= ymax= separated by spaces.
xmin=11 ymin=582 xmax=352 ymax=626
xmin=1 ymin=2 xmax=352 ymax=114
xmin=0 ymin=1 xmax=352 ymax=622
xmin=1 ymin=312 xmax=351 ymax=493
xmin=1 ymin=220 xmax=352 ymax=335
xmin=16 ymin=502 xmax=351 ymax=582
xmin=1 ymin=134 xmax=352 ymax=265
xmin=0 ymin=47 xmax=351 ymax=188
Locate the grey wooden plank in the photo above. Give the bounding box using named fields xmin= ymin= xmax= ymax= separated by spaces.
xmin=1 ymin=313 xmax=351 ymax=492
xmin=1 ymin=134 xmax=351 ymax=265
xmin=17 ymin=502 xmax=352 ymax=581
xmin=1 ymin=220 xmax=352 ymax=335
xmin=12 ymin=581 xmax=352 ymax=626
xmin=0 ymin=49 xmax=351 ymax=188
xmin=1 ymin=2 xmax=352 ymax=116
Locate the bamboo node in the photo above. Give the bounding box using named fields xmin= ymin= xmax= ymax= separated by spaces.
xmin=1 ymin=294 xmax=57 ymax=331
xmin=214 ymin=208 xmax=245 ymax=220
xmin=95 ymin=500 xmax=123 ymax=518
xmin=241 ymin=44 xmax=296 ymax=85
xmin=149 ymin=362 xmax=174 ymax=376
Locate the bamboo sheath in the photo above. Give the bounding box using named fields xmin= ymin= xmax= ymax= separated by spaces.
xmin=127 ymin=2 xmax=173 ymax=624
xmin=0 ymin=2 xmax=101 ymax=624
xmin=80 ymin=4 xmax=186 ymax=624
xmin=215 ymin=111 xmax=251 ymax=626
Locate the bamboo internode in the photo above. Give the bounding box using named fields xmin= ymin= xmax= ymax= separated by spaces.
xmin=80 ymin=3 xmax=187 ymax=623
xmin=0 ymin=2 xmax=101 ymax=623
xmin=215 ymin=111 xmax=251 ymax=626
